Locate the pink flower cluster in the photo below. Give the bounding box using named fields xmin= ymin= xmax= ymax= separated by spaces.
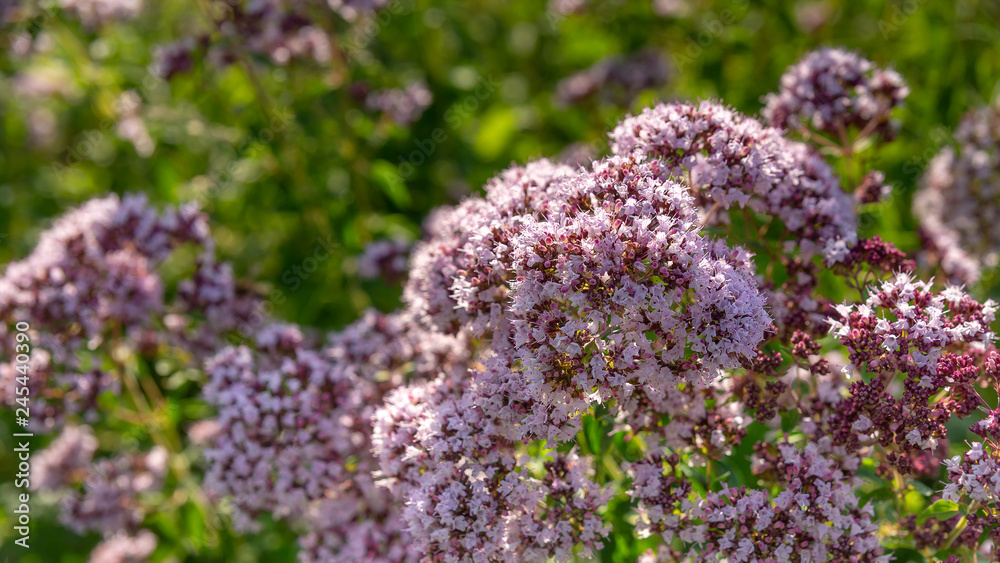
xmin=914 ymin=103 xmax=1000 ymax=284
xmin=201 ymin=312 xmax=467 ymax=561
xmin=407 ymin=155 xmax=771 ymax=443
xmin=610 ymin=100 xmax=857 ymax=258
xmin=554 ymin=49 xmax=670 ymax=107
xmin=0 ymin=194 xmax=210 ymax=338
xmin=617 ymin=374 xmax=748 ymax=458
xmin=151 ymin=0 xmax=392 ymax=78
xmin=328 ymin=0 xmax=388 ymax=21
xmin=88 ymin=530 xmax=158 ymax=563
xmin=0 ymin=194 xmax=247 ymax=429
xmin=630 ymin=440 xmax=886 ymax=562
xmin=365 ymin=82 xmax=433 ymax=126
xmin=827 ymin=274 xmax=997 ymax=472
xmin=32 ymin=424 xmax=168 ymax=560
xmin=61 ymin=446 xmax=168 ymax=536
xmin=202 ymin=341 xmax=352 ymax=526
xmin=357 ymin=238 xmax=412 ymax=282
xmin=763 ymin=47 xmax=909 ymax=142
xmin=58 ymin=0 xmax=144 ymax=27
xmin=31 ymin=425 xmax=98 ymax=490
xmin=373 ymin=374 xmax=611 ymax=562
xmin=942 ymin=442 xmax=1000 ymax=547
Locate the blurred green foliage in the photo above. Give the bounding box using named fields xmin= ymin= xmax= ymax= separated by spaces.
xmin=1 ymin=0 xmax=1000 ymax=561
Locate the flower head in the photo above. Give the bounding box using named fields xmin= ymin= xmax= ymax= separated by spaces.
xmin=763 ymin=47 xmax=908 ymax=142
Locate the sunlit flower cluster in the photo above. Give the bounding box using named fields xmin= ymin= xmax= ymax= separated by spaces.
xmin=631 ymin=439 xmax=886 ymax=562
xmin=610 ymin=100 xmax=857 ymax=257
xmin=827 ymin=274 xmax=997 ymax=472
xmin=10 ymin=42 xmax=1000 ymax=563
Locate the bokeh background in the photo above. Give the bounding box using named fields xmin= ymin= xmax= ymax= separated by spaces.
xmin=1 ymin=0 xmax=999 ymax=560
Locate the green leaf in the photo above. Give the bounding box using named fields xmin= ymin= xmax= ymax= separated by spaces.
xmin=904 ymin=490 xmax=928 ymax=514
xmin=370 ymin=159 xmax=411 ymax=207
xmin=889 ymin=548 xmax=925 ymax=563
xmin=880 ymin=537 xmax=915 ymax=550
xmin=910 ymin=480 xmax=935 ymax=496
xmin=917 ymin=499 xmax=960 ymax=524
xmin=473 ymin=107 xmax=516 ymax=160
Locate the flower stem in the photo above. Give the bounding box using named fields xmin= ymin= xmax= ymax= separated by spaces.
xmin=942 ymin=500 xmax=979 ymax=552
xmin=705 ymin=456 xmax=713 ymax=492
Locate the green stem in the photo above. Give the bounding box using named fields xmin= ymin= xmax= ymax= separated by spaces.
xmin=705 ymin=456 xmax=713 ymax=492
xmin=942 ymin=500 xmax=980 ymax=552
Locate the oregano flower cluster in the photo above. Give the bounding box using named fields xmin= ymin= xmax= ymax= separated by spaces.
xmin=763 ymin=47 xmax=909 ymax=143
xmin=914 ymin=102 xmax=1000 ymax=284
xmin=610 ymin=100 xmax=857 ymax=258
xmin=13 ymin=46 xmax=1000 ymax=563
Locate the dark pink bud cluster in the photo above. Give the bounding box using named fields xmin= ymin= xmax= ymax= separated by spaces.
xmin=902 ymin=510 xmax=983 ymax=553
xmin=825 ymin=235 xmax=916 ymax=278
xmin=827 ymin=274 xmax=997 ymax=472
